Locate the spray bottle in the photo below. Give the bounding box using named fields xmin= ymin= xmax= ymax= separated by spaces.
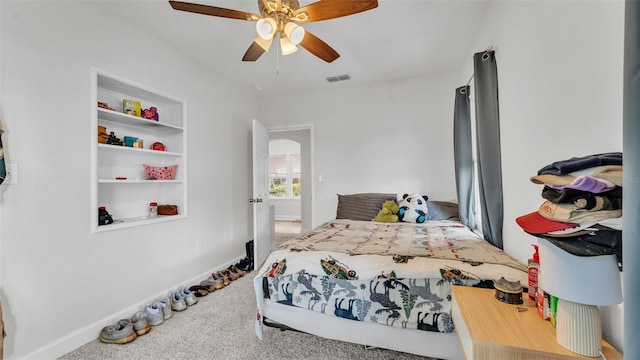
xmin=528 ymin=244 xmax=540 ymax=301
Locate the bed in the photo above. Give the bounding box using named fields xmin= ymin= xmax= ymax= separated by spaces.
xmin=253 ymin=193 xmax=528 ymax=359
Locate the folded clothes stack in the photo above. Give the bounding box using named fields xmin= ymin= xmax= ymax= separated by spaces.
xmin=516 ymin=152 xmax=622 ymax=268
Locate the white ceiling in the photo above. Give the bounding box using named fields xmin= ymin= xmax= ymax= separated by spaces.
xmin=97 ymin=0 xmax=489 ymax=94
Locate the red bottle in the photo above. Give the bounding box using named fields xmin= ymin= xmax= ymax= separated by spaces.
xmin=528 ymin=244 xmax=539 ymax=301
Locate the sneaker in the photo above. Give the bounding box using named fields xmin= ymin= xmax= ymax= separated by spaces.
xmin=130 ymin=311 xmax=151 ymax=336
xmin=159 ymin=296 xmax=173 ymax=320
xmin=170 ymin=291 xmax=187 ymax=312
xmin=180 ymin=287 xmax=198 ymax=306
xmin=229 ymin=264 xmax=246 ymax=277
xmin=200 ymin=276 xmax=222 ymax=292
xmin=99 ymin=319 xmax=137 ymax=344
xmin=144 ymin=301 xmax=164 ymax=326
xmin=216 ymin=271 xmax=231 ymax=286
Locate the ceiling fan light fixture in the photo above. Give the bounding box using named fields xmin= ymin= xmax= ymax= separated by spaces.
xmin=280 ymin=36 xmax=298 ymax=55
xmin=254 ymin=35 xmax=274 ymax=51
xmin=284 ymin=22 xmax=305 ymax=45
xmin=256 ymin=17 xmax=277 ymax=40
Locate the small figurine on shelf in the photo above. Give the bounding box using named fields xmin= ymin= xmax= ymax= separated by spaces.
xmin=98 ymin=126 xmax=109 ymax=144
xmin=106 ymin=131 xmax=123 ymax=146
xmin=97 ymin=101 xmax=116 ymax=111
xmin=142 ymin=107 xmax=159 ymax=121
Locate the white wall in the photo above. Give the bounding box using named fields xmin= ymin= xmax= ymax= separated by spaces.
xmin=259 ymin=73 xmax=460 ymax=225
xmin=0 ymin=1 xmax=255 ymax=358
xmin=459 ymin=0 xmax=624 ymax=351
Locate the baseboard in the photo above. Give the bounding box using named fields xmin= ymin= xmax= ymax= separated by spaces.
xmin=22 ymin=256 xmax=244 ymax=360
xmin=274 ymin=216 xmax=301 ymax=221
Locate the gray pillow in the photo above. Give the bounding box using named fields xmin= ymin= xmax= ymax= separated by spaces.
xmin=426 ymin=201 xmax=460 ymax=221
xmin=336 ymin=193 xmax=397 ymax=221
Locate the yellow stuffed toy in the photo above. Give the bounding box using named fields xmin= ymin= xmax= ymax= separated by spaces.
xmin=372 ymin=200 xmax=400 ymax=223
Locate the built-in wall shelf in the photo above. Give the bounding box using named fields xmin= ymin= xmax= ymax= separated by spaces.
xmin=91 ymin=67 xmax=188 ymax=233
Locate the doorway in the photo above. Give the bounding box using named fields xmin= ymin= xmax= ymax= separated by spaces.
xmin=268 ymin=125 xmax=313 ymax=238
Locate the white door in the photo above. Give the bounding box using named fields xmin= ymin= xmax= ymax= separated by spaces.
xmin=252 ymin=119 xmax=274 ymax=271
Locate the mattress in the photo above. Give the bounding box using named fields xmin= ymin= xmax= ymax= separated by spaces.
xmin=254 ymin=219 xmax=528 ymax=358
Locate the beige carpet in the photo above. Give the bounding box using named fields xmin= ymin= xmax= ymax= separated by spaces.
xmin=275 ymin=220 xmax=301 ymax=245
xmin=59 ymin=272 xmax=432 ymax=360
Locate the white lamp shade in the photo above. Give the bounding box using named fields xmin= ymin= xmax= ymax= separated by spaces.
xmin=280 ymin=36 xmax=298 ymax=55
xmin=284 ymin=22 xmax=305 ymax=45
xmin=538 ymin=238 xmax=622 ymax=357
xmin=256 ymin=18 xmax=277 ymax=40
xmin=538 ymin=238 xmax=622 ymax=305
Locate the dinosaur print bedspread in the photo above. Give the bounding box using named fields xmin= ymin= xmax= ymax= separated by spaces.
xmin=261 ymin=220 xmax=528 ymax=333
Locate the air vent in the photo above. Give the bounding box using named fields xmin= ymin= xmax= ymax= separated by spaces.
xmin=326 ymin=74 xmax=351 ymax=83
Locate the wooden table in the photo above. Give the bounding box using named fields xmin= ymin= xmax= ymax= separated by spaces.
xmin=451 ymin=286 xmax=622 ymax=360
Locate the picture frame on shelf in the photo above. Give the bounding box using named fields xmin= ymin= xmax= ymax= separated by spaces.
xmin=123 ymin=99 xmax=141 ymax=117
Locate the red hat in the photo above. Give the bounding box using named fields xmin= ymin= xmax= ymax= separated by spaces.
xmin=515 ymin=211 xmax=579 ymax=234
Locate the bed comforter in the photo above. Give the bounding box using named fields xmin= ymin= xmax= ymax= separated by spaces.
xmin=261 ymin=219 xmax=528 ymax=334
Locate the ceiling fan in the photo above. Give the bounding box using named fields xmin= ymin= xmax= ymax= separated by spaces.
xmin=168 ymin=0 xmax=378 ymax=63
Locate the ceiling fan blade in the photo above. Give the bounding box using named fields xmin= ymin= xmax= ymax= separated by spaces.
xmin=242 ymin=36 xmax=274 ymax=62
xmin=299 ymin=31 xmax=340 ymax=63
xmin=293 ymin=0 xmax=378 ymax=22
xmin=169 ymin=1 xmax=260 ymax=21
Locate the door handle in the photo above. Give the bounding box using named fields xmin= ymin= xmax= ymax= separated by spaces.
xmin=249 ymin=198 xmax=263 ymax=203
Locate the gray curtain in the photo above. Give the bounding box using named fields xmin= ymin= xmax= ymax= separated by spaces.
xmin=623 ymin=1 xmax=639 ymax=357
xmin=454 ymin=85 xmax=475 ymax=228
xmin=473 ymin=49 xmax=504 ymax=249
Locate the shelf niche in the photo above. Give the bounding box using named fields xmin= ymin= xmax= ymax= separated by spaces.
xmin=91 ymin=67 xmax=188 ymax=233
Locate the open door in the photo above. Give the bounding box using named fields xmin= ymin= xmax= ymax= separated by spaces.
xmin=252 ymin=119 xmax=274 ymax=271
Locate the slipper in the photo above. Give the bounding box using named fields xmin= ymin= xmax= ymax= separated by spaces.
xmin=189 ymin=285 xmax=209 ymax=297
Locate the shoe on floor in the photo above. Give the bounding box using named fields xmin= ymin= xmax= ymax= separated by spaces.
xmin=144 ymin=301 xmax=164 ymax=326
xmin=229 ymin=264 xmax=246 ymax=277
xmin=189 ymin=285 xmax=209 ymax=297
xmin=210 ymin=273 xmax=225 ymax=288
xmin=159 ymin=296 xmax=173 ymax=320
xmin=199 ymin=276 xmax=219 ymax=292
xmin=236 ymin=257 xmax=253 ymax=272
xmin=223 ymin=268 xmax=239 ymax=281
xmin=130 ymin=311 xmax=151 ymax=336
xmin=99 ymin=319 xmax=137 ymax=344
xmin=170 ymin=291 xmax=187 ymax=312
xmin=180 ymin=287 xmax=198 ymax=306
xmin=216 ymin=271 xmax=231 ymax=286
xmin=212 ymin=272 xmax=230 ymax=287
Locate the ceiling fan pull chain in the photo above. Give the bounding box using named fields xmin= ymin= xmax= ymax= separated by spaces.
xmin=276 ymin=36 xmax=280 ymax=75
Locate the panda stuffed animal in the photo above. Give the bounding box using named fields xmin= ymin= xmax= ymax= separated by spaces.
xmin=397 ymin=193 xmax=429 ymax=223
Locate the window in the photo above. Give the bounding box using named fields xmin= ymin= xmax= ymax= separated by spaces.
xmin=269 ymin=155 xmax=288 ymax=197
xmin=268 ymin=147 xmax=301 ymax=198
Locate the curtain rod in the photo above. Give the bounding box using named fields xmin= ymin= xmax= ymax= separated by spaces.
xmin=466 ymin=74 xmax=474 ymax=87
